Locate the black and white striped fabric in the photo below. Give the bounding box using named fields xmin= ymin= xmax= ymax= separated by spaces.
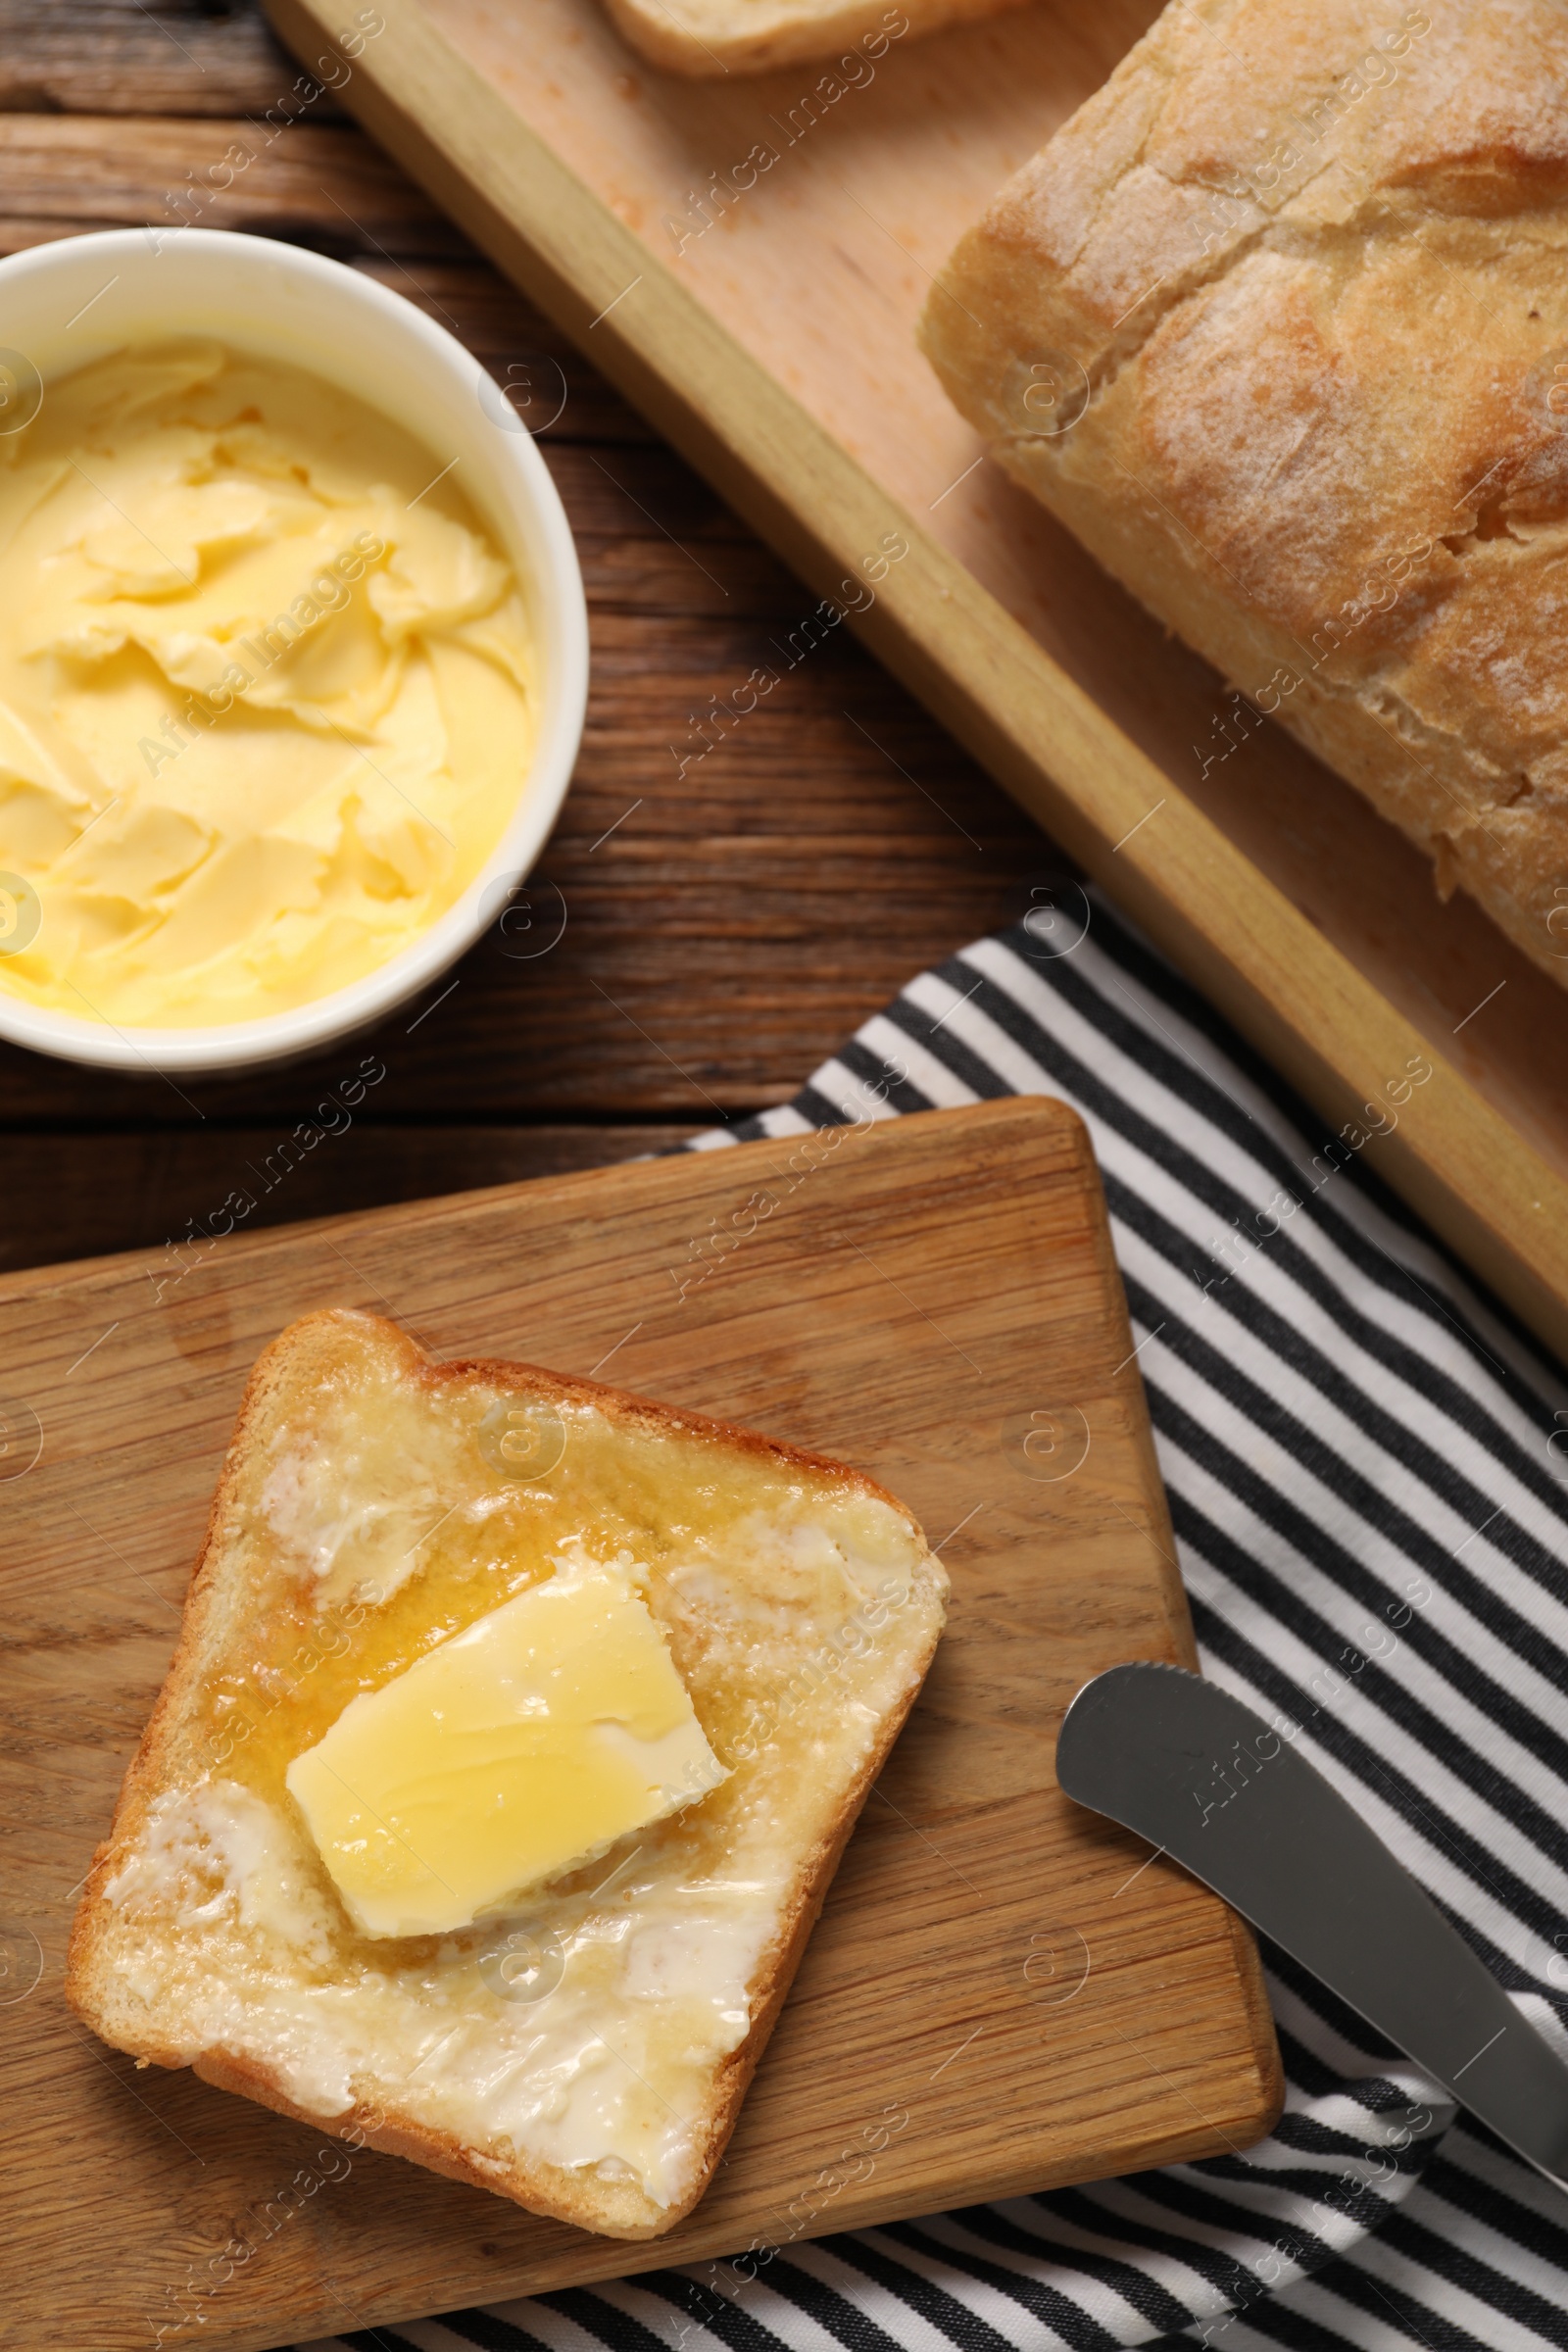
xmin=300 ymin=895 xmax=1568 ymax=2352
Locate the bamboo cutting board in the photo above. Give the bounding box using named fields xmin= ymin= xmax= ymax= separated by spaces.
xmin=2 ymin=1101 xmax=1279 ymax=2352
xmin=264 ymin=0 xmax=1568 ymax=1360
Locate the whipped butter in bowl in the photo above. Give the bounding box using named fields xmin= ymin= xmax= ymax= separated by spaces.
xmin=0 ymin=231 xmax=587 ymax=1073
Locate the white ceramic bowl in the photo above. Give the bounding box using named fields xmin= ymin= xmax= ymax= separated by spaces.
xmin=0 ymin=228 xmax=588 ymax=1074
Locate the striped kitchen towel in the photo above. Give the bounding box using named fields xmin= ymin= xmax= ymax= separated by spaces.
xmin=300 ymin=893 xmax=1568 ymax=2352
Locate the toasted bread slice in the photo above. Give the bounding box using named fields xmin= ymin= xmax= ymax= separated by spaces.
xmin=600 ymin=0 xmax=1030 ymax=81
xmin=66 ymin=1310 xmax=947 ymax=2239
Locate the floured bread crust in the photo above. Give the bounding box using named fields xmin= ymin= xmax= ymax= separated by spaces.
xmin=921 ymin=0 xmax=1568 ymax=983
xmin=65 ymin=1310 xmax=947 ymax=2239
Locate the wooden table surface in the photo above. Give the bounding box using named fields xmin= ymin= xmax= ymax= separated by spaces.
xmin=0 ymin=0 xmax=1057 ymax=1280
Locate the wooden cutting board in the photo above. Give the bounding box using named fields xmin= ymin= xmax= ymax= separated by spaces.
xmin=265 ymin=0 xmax=1568 ymax=1360
xmin=1 ymin=1101 xmax=1279 ymax=2352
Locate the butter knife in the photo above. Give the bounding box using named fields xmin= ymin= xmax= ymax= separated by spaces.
xmin=1055 ymin=1660 xmax=1568 ymax=2191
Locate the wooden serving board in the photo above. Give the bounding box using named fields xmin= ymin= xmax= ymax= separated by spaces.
xmin=1 ymin=1101 xmax=1278 ymax=2352
xmin=263 ymin=0 xmax=1568 ymax=1361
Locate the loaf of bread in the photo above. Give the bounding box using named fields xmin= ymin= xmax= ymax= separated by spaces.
xmin=920 ymin=0 xmax=1568 ymax=983
xmin=66 ymin=1309 xmax=947 ymax=2239
xmin=601 ymin=0 xmax=1022 ymax=81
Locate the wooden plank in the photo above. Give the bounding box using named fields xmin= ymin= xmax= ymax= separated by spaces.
xmin=259 ymin=0 xmax=1568 ymax=1358
xmin=0 ymin=114 xmax=461 ymax=254
xmin=1 ymin=1099 xmax=1279 ymax=2351
xmin=0 ymin=1126 xmax=702 ymax=1275
xmin=0 ymin=0 xmax=312 ymax=118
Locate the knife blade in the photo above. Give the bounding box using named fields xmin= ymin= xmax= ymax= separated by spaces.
xmin=1056 ymin=1659 xmax=1568 ymax=2192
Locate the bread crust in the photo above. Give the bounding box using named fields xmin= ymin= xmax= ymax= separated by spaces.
xmin=920 ymin=0 xmax=1568 ymax=983
xmin=600 ymin=0 xmax=1025 ymax=79
xmin=65 ymin=1309 xmax=945 ymax=2240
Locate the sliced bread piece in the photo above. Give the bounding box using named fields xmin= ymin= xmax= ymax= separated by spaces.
xmin=65 ymin=1308 xmax=947 ymax=2240
xmin=599 ymin=0 xmax=1029 ymax=82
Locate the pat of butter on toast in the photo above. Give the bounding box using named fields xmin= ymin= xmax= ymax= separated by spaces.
xmin=65 ymin=1308 xmax=948 ymax=2238
xmin=287 ymin=1553 xmax=729 ymax=1938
